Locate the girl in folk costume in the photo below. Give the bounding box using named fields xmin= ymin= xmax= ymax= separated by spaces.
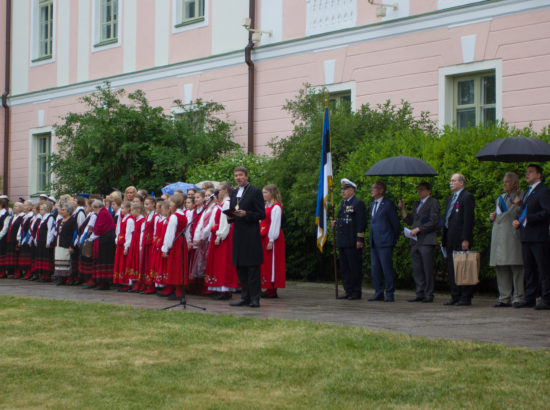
xmin=159 ymin=193 xmax=188 ymax=300
xmin=260 ymin=184 xmax=286 ymax=298
xmin=186 ymin=191 xmax=204 ymax=293
xmin=113 ymin=202 xmax=134 ymax=291
xmin=110 ymin=193 xmax=123 ymax=235
xmin=190 ymin=189 xmax=216 ymax=294
xmin=27 ymin=204 xmax=42 ymax=281
xmin=4 ymin=202 xmax=25 ymax=278
xmin=18 ymin=201 xmax=35 ymax=279
xmin=54 ymin=203 xmax=78 ymax=286
xmin=139 ymin=196 xmax=158 ymax=294
xmin=32 ymin=202 xmax=55 ymax=282
xmin=0 ymin=196 xmax=11 ymax=278
xmin=126 ymin=202 xmax=145 ymax=292
xmin=79 ymin=200 xmax=97 ymax=288
xmin=205 ymin=182 xmax=238 ymax=300
xmin=89 ymin=200 xmax=116 ymax=291
xmin=69 ymin=196 xmax=87 ymax=285
xmin=154 ymin=201 xmax=171 ymax=296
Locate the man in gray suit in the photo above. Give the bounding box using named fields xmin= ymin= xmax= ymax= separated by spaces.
xmin=398 ymin=182 xmax=441 ymax=303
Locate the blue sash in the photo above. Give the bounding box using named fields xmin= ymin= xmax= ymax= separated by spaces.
xmin=497 ymin=195 xmax=508 ymax=213
xmin=519 ymin=206 xmax=527 ymax=224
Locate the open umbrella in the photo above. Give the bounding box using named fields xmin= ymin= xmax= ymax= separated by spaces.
xmin=161 ymin=182 xmax=199 ymax=195
xmin=475 ymin=137 xmax=550 ymax=163
xmin=364 ymin=155 xmax=437 ymax=196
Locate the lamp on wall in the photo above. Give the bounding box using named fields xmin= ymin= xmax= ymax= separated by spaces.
xmin=242 ymin=17 xmax=272 ymax=44
xmin=367 ymin=0 xmax=398 ymax=18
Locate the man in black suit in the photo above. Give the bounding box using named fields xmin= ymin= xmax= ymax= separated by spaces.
xmin=332 ymin=178 xmax=367 ymax=300
xmin=368 ymin=181 xmax=401 ymax=302
xmin=228 ymin=166 xmax=266 ymax=308
xmin=398 ymin=182 xmax=441 ymax=303
xmin=512 ymin=164 xmax=550 ymax=310
xmin=441 ymin=173 xmax=475 ymax=306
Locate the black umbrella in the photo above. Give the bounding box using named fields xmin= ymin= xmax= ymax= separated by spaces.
xmin=364 ymin=155 xmax=437 ymax=197
xmin=364 ymin=155 xmax=437 ymax=177
xmin=475 ymin=137 xmax=550 ymax=163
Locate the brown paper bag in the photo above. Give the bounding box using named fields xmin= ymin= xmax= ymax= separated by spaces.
xmin=452 ymin=251 xmax=480 ymax=286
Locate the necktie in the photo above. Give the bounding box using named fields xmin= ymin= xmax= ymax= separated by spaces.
xmin=445 ymin=193 xmax=458 ymax=228
xmin=523 ymin=186 xmax=532 ymax=203
xmin=417 ymin=200 xmax=424 ymax=212
xmin=372 ymin=201 xmax=379 ymax=217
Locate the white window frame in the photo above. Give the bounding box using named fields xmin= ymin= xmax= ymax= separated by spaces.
xmin=438 ymin=60 xmax=502 ymax=129
xmin=28 ymin=127 xmax=53 ymax=197
xmin=92 ymin=0 xmax=122 ymax=52
xmin=30 ymin=0 xmax=56 ymax=66
xmin=172 ymin=0 xmax=209 ymax=34
xmin=309 ymin=81 xmax=357 ymax=112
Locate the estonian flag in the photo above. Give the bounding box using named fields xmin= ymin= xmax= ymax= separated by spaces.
xmin=315 ymin=106 xmax=333 ymax=252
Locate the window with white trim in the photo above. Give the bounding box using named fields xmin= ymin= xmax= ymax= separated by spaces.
xmin=95 ymin=0 xmax=119 ymax=47
xmin=34 ymin=133 xmax=52 ymax=194
xmin=33 ymin=0 xmax=54 ymax=62
xmin=328 ymin=91 xmax=352 ymax=111
xmin=176 ymin=0 xmax=205 ymax=27
xmin=453 ymin=72 xmax=495 ymax=129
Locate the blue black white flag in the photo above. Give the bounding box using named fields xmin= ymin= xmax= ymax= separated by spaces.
xmin=315 ymin=106 xmax=333 ymax=252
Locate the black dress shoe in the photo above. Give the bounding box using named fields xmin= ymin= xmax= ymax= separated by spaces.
xmin=493 ymin=302 xmax=512 ymax=307
xmin=456 ymin=300 xmax=472 ymax=306
xmin=384 ymin=298 xmax=394 ymax=302
xmin=514 ymin=301 xmax=535 ymax=308
xmin=337 ymin=294 xmax=351 ymax=300
xmin=534 ymin=303 xmax=550 ymax=310
xmin=422 ymin=298 xmax=434 ymax=303
xmin=348 ymin=295 xmax=362 ymax=300
xmin=408 ymin=297 xmax=424 ymax=302
xmin=367 ymin=295 xmax=384 ymax=301
xmin=443 ymin=299 xmax=458 ymax=306
xmin=230 ymin=299 xmax=249 ymax=307
xmin=248 ymin=300 xmax=260 ymax=308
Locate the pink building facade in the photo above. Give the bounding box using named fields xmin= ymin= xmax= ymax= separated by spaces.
xmin=1 ymin=0 xmax=550 ymax=199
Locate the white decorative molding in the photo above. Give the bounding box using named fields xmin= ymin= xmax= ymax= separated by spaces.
xmin=9 ymin=0 xmax=548 ymax=106
xmin=184 ymin=83 xmax=193 ymax=105
xmin=155 ymin=0 xmax=170 ymax=66
xmin=306 ymin=0 xmax=357 ymax=36
xmin=261 ymin=0 xmax=283 ymax=45
xmin=38 ymin=110 xmax=45 ymax=127
xmin=438 ymin=59 xmax=502 ymax=129
xmin=123 ymin=0 xmax=137 ymax=73
xmin=57 ymin=0 xmax=70 ymax=86
xmin=324 ymin=60 xmax=336 ymax=85
xmin=77 ymin=0 xmax=90 ymax=82
xmin=461 ymin=34 xmax=476 ymax=63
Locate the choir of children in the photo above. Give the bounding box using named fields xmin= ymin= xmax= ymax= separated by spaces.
xmin=0 ymin=183 xmax=286 ymax=303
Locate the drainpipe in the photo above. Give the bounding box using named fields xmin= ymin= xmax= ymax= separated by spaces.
xmin=2 ymin=0 xmax=11 ymax=195
xmin=245 ymin=0 xmax=255 ymax=153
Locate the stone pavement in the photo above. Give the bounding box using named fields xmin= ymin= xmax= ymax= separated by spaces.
xmin=1 ymin=279 xmax=549 ymax=350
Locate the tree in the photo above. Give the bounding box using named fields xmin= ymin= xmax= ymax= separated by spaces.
xmin=50 ymin=83 xmax=238 ymax=195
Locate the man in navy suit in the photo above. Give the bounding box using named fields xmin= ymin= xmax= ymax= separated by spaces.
xmin=442 ymin=173 xmax=475 ymax=306
xmin=512 ymin=164 xmax=550 ymax=310
xmin=368 ymin=181 xmax=401 ymax=302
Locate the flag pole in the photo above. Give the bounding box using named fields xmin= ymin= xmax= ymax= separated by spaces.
xmin=326 ymin=97 xmax=339 ymax=299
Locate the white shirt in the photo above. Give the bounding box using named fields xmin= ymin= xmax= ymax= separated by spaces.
xmin=267 ymin=204 xmax=282 ymax=242
xmin=74 ymin=206 xmax=86 ymax=228
xmin=123 ymin=215 xmax=134 ymax=251
xmin=216 ymin=199 xmax=231 ymax=241
xmin=161 ymin=209 xmax=185 ymax=253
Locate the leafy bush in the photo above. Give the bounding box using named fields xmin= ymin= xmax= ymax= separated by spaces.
xmin=51 ymin=83 xmax=238 ymax=195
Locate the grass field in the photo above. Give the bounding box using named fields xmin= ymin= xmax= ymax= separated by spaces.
xmin=0 ymin=295 xmax=549 ymax=409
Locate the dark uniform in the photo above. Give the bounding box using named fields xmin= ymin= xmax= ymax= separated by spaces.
xmin=335 ymin=192 xmax=367 ymax=299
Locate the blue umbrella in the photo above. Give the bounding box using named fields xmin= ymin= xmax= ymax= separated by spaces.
xmin=161 ymin=182 xmax=200 ymax=195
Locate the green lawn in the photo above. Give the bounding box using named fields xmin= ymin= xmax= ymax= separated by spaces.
xmin=0 ymin=296 xmax=548 ymax=409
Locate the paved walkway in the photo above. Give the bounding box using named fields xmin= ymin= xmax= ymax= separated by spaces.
xmin=1 ymin=279 xmax=549 ymax=349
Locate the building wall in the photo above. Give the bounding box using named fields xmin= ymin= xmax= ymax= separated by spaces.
xmin=5 ymin=0 xmax=550 ymax=199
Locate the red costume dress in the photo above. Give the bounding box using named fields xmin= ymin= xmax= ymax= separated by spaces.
xmin=159 ymin=210 xmax=188 ymax=297
xmin=140 ymin=211 xmax=158 ymax=292
xmin=113 ymin=214 xmax=134 ymax=286
xmin=260 ymin=203 xmax=286 ymax=295
xmin=125 ymin=215 xmax=144 ymax=285
xmin=206 ymin=199 xmax=238 ymax=292
xmin=152 ymin=216 xmax=168 ymax=287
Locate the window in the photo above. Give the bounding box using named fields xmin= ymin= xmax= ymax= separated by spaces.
xmin=33 ymin=0 xmax=54 ymax=62
xmin=35 ymin=133 xmax=51 ymax=193
xmin=176 ymin=0 xmax=205 ymax=27
xmin=453 ymin=72 xmax=495 ymax=129
xmin=328 ymin=91 xmax=352 ymax=111
xmin=96 ymin=0 xmax=119 ymax=46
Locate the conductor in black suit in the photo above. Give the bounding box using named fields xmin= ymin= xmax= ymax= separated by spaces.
xmin=398 ymin=182 xmax=441 ymax=303
xmin=332 ymin=178 xmax=367 ymax=300
xmin=228 ymin=166 xmax=266 ymax=308
xmin=512 ymin=164 xmax=550 ymax=310
xmin=442 ymin=173 xmax=475 ymax=306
